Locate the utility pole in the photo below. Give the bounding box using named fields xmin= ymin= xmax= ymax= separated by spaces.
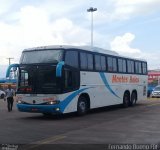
xmin=87 ymin=7 xmax=97 ymax=50
xmin=6 ymin=58 xmax=14 ymax=65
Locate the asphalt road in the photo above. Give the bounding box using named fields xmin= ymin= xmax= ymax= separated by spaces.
xmin=0 ymin=98 xmax=160 ymax=149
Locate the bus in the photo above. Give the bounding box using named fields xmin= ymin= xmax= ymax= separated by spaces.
xmin=6 ymin=45 xmax=148 ymax=115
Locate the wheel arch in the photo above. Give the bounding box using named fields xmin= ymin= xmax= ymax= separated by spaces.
xmin=78 ymin=93 xmax=90 ymax=110
xmin=122 ymin=90 xmax=131 ymax=107
xmin=1 ymin=93 xmax=5 ymax=99
xmin=123 ymin=90 xmax=130 ymax=100
xmin=131 ymin=89 xmax=137 ymax=100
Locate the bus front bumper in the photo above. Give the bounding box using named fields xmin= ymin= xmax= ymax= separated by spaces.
xmin=17 ymin=103 xmax=62 ymax=114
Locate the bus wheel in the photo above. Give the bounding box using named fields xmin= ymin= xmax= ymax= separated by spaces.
xmin=123 ymin=92 xmax=130 ymax=108
xmin=1 ymin=94 xmax=4 ymax=99
xmin=130 ymin=92 xmax=137 ymax=106
xmin=77 ymin=96 xmax=88 ymax=116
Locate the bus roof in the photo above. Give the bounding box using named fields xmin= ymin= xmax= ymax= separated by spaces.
xmin=23 ymin=45 xmax=146 ymax=62
xmin=23 ymin=45 xmax=119 ymax=56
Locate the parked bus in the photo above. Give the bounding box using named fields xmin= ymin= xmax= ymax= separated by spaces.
xmin=6 ymin=45 xmax=148 ymax=115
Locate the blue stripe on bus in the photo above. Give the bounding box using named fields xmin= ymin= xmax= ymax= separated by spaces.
xmin=17 ymin=87 xmax=93 ymax=113
xmin=99 ymin=72 xmax=120 ymax=99
xmin=61 ymin=87 xmax=93 ymax=112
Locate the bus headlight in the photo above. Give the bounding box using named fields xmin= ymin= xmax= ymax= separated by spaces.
xmin=48 ymin=100 xmax=60 ymax=105
xmin=55 ymin=108 xmax=60 ymax=111
xmin=17 ymin=100 xmax=22 ymax=104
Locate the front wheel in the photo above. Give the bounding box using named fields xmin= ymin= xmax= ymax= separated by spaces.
xmin=77 ymin=96 xmax=88 ymax=116
xmin=123 ymin=92 xmax=130 ymax=108
xmin=1 ymin=94 xmax=4 ymax=99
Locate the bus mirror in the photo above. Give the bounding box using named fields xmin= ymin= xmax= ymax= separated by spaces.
xmin=6 ymin=64 xmax=19 ymax=78
xmin=56 ymin=61 xmax=65 ymax=77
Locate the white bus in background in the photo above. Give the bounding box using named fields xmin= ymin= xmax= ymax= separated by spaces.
xmin=6 ymin=45 xmax=148 ymax=116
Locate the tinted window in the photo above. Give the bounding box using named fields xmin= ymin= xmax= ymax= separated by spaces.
xmin=95 ymin=55 xmax=106 ymax=71
xmin=107 ymin=57 xmax=117 ymax=72
xmin=20 ymin=70 xmax=29 ymax=87
xmin=95 ymin=55 xmax=101 ymax=70
xmin=87 ymin=53 xmax=93 ymax=70
xmin=118 ymin=58 xmax=126 ymax=73
xmin=135 ymin=62 xmax=142 ymax=74
xmin=65 ymin=51 xmax=78 ymax=68
xmin=64 ymin=69 xmax=80 ymax=91
xmin=20 ymin=50 xmax=63 ymax=64
xmin=80 ymin=53 xmax=87 ymax=69
xmin=37 ymin=68 xmax=57 ymax=93
xmin=142 ymin=62 xmax=147 ymax=74
xmin=123 ymin=59 xmax=126 ymax=72
xmin=127 ymin=60 xmax=134 ymax=73
xmin=80 ymin=53 xmax=93 ymax=70
xmin=101 ymin=56 xmax=106 ymax=71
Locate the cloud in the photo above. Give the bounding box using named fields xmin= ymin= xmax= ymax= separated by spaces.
xmin=140 ymin=52 xmax=160 ymax=70
xmin=0 ymin=0 xmax=18 ymax=15
xmin=95 ymin=0 xmax=160 ymax=23
xmin=0 ymin=5 xmax=91 ymax=65
xmin=110 ymin=32 xmax=160 ymax=70
xmin=0 ymin=0 xmax=159 ymax=72
xmin=114 ymin=0 xmax=160 ymax=19
xmin=110 ymin=33 xmax=141 ymax=57
xmin=0 ymin=65 xmax=8 ymax=78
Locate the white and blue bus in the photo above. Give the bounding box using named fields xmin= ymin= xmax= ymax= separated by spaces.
xmin=6 ymin=45 xmax=148 ymax=115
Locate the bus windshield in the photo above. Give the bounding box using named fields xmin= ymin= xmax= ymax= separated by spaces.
xmin=17 ymin=65 xmax=61 ymax=94
xmin=20 ymin=49 xmax=63 ymax=64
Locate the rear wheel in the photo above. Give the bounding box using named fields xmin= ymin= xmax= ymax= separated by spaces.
xmin=130 ymin=92 xmax=137 ymax=106
xmin=77 ymin=96 xmax=88 ymax=116
xmin=123 ymin=92 xmax=130 ymax=108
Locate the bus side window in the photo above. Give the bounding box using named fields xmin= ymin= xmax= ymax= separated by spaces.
xmin=64 ymin=69 xmax=80 ymax=92
xmin=142 ymin=62 xmax=147 ymax=74
xmin=135 ymin=61 xmax=142 ymax=74
xmin=65 ymin=51 xmax=79 ymax=68
xmin=80 ymin=52 xmax=87 ymax=70
xmin=107 ymin=57 xmax=117 ymax=72
xmin=95 ymin=55 xmax=101 ymax=71
xmin=127 ymin=60 xmax=134 ymax=74
xmin=118 ymin=58 xmax=126 ymax=73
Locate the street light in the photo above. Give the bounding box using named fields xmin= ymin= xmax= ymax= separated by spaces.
xmin=87 ymin=7 xmax=97 ymax=50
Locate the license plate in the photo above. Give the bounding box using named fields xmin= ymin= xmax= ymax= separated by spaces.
xmin=31 ymin=108 xmax=38 ymax=111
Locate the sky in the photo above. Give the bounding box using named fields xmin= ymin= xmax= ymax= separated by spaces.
xmin=0 ymin=0 xmax=160 ymax=78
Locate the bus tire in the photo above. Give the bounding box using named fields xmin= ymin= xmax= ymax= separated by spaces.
xmin=1 ymin=94 xmax=4 ymax=99
xmin=130 ymin=92 xmax=137 ymax=106
xmin=123 ymin=92 xmax=130 ymax=108
xmin=77 ymin=96 xmax=88 ymax=116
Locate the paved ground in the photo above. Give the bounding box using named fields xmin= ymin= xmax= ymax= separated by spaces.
xmin=0 ymin=98 xmax=160 ymax=149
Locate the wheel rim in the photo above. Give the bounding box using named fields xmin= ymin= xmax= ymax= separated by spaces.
xmin=123 ymin=93 xmax=130 ymax=108
xmin=132 ymin=93 xmax=136 ymax=105
xmin=79 ymin=101 xmax=86 ymax=112
xmin=124 ymin=95 xmax=129 ymax=105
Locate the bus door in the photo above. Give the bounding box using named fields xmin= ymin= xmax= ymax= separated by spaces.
xmin=62 ymin=66 xmax=80 ymax=93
